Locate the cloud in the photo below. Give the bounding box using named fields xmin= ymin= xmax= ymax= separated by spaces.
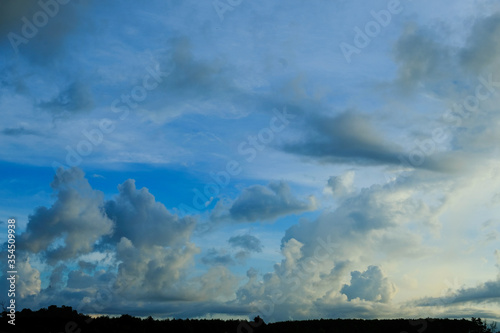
xmin=228 ymin=234 xmax=263 ymax=253
xmin=201 ymin=248 xmax=235 ymax=266
xmin=415 ymin=278 xmax=500 ymax=307
xmin=341 ymin=266 xmax=397 ymax=303
xmin=112 ymin=236 xmax=199 ymax=300
xmin=18 ymin=255 xmax=42 ymax=298
xmin=284 ymin=183 xmax=416 ymax=257
xmin=281 ymin=111 xmax=405 ymax=167
xmin=460 ymin=13 xmax=500 ymax=73
xmin=48 ymin=264 xmax=66 ymax=290
xmin=139 ymin=36 xmax=248 ymax=123
xmin=1 ymin=0 xmax=91 ymax=60
xmin=103 ymin=180 xmax=201 ymax=300
xmin=0 ymin=1 xmax=33 ymax=37
xmin=18 ymin=168 xmax=114 ymax=264
xmin=393 ymin=24 xmax=450 ymax=89
xmin=201 ymin=235 xmax=263 ymax=266
xmin=496 ymin=249 xmax=500 ymax=271
xmin=326 ymin=170 xmax=355 ymax=199
xmin=224 ymin=181 xmax=316 ymax=223
xmin=1 ymin=253 xmax=42 ymax=300
xmin=2 ymin=126 xmax=40 ymax=136
xmin=66 ymin=270 xmax=97 ymax=290
xmin=8 ymin=167 xmax=244 ymax=316
xmin=78 ymin=260 xmax=97 ymax=272
xmin=104 ymin=179 xmax=196 ymax=248
xmin=38 ymin=81 xmax=94 ymax=116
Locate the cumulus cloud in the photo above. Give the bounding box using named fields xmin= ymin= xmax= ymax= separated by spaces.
xmin=17 ymin=255 xmax=42 ymax=299
xmin=283 ymin=181 xmax=432 ymax=259
xmin=326 ymin=170 xmax=355 ymax=199
xmin=8 ymin=167 xmax=247 ymax=317
xmin=341 ymin=266 xmax=397 ymax=303
xmin=102 ymin=179 xmax=236 ymax=303
xmin=220 ymin=181 xmax=316 ymax=223
xmin=19 ymin=168 xmax=114 ymax=264
xmin=104 ymin=179 xmax=196 ymax=248
xmin=231 ymin=239 xmax=364 ymax=322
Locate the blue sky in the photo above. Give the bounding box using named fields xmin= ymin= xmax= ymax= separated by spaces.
xmin=1 ymin=0 xmax=500 ymax=322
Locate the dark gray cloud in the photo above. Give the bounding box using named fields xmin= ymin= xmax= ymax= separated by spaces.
xmin=48 ymin=264 xmax=66 ymax=290
xmin=341 ymin=266 xmax=396 ymax=303
xmin=415 ymin=279 xmax=500 ymax=307
xmin=0 ymin=1 xmax=45 ymax=39
xmin=18 ymin=167 xmax=114 ymax=264
xmin=227 ymin=181 xmax=316 ymax=222
xmin=66 ymin=270 xmax=96 ymax=289
xmin=460 ymin=13 xmax=500 ymax=73
xmin=281 ymin=109 xmax=463 ymax=172
xmin=2 ymin=126 xmax=40 ymax=136
xmin=228 ymin=234 xmax=263 ymax=253
xmin=1 ymin=0 xmax=90 ymax=62
xmin=281 ymin=111 xmax=404 ymax=167
xmin=104 ymin=179 xmax=196 ymax=248
xmin=78 ymin=260 xmax=97 ymax=272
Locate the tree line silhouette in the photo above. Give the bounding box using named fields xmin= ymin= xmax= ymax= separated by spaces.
xmin=0 ymin=305 xmax=497 ymax=333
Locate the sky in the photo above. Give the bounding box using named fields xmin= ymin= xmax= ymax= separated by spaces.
xmin=1 ymin=0 xmax=500 ymax=323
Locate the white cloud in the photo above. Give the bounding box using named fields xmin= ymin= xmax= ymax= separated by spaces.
xmin=341 ymin=266 xmax=397 ymax=303
xmin=16 ymin=255 xmax=41 ymax=298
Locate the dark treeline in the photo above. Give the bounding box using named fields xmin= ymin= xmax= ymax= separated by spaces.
xmin=0 ymin=305 xmax=497 ymax=333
